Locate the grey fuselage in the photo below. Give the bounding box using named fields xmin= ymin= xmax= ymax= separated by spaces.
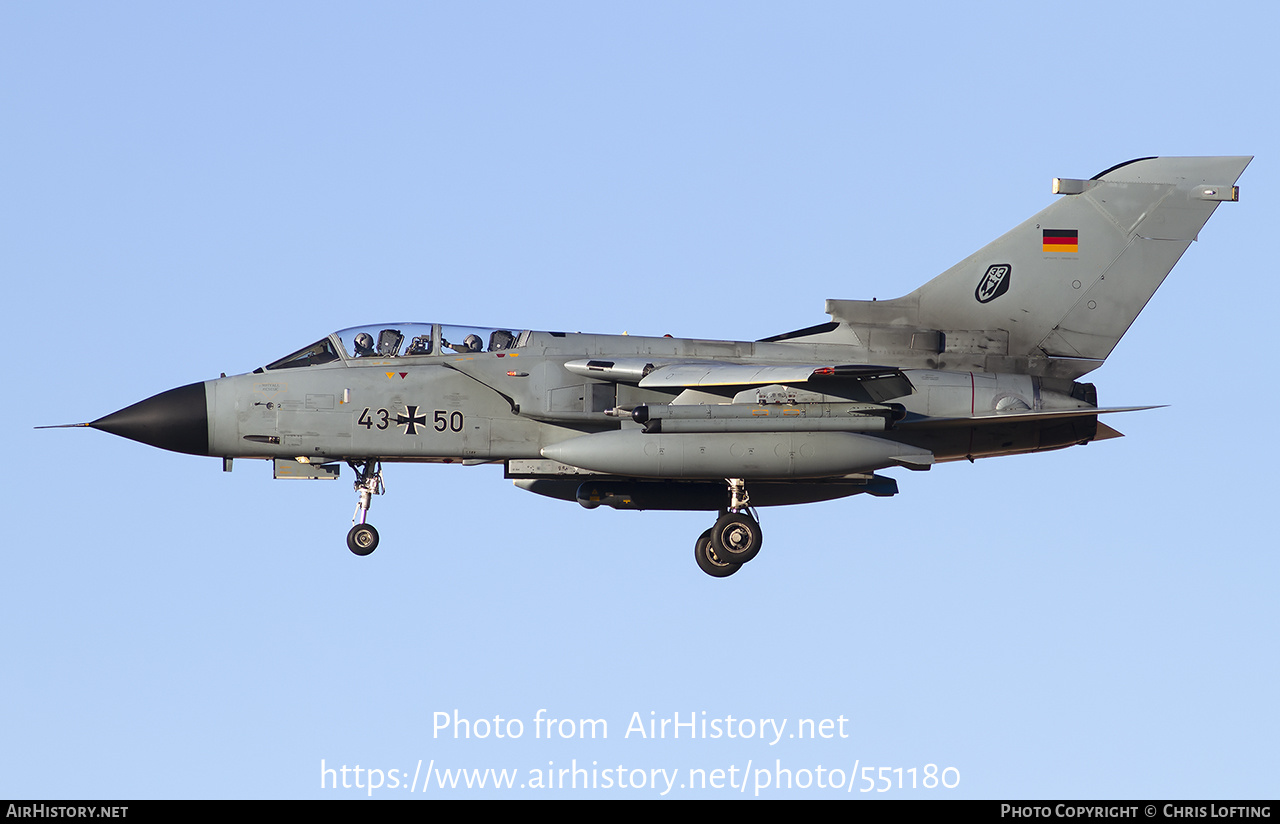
xmin=198 ymin=327 xmax=1094 ymax=471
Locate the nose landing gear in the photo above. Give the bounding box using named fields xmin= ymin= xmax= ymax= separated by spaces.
xmin=346 ymin=460 xmax=384 ymax=556
xmin=347 ymin=522 xmax=379 ymax=556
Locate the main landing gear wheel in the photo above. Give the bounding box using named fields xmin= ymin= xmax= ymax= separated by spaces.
xmin=347 ymin=523 xmax=379 ymax=556
xmin=710 ymin=511 xmax=762 ymax=565
xmin=694 ymin=529 xmax=741 ymax=578
xmin=691 ymin=479 xmax=764 ymax=577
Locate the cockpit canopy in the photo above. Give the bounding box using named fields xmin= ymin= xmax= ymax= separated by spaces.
xmin=264 ymin=323 xmax=529 ymax=370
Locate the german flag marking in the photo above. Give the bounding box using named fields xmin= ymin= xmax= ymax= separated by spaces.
xmin=1043 ymin=229 xmax=1078 ymax=253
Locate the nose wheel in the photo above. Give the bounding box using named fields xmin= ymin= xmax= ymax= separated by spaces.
xmin=346 ymin=460 xmax=384 ymax=556
xmin=347 ymin=523 xmax=380 ymax=556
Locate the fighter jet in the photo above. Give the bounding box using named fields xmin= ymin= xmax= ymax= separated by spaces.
xmin=47 ymin=156 xmax=1250 ymax=577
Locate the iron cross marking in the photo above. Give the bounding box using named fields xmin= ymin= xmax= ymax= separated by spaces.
xmin=397 ymin=405 xmax=427 ymax=435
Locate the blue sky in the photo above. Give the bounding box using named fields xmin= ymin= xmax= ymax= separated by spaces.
xmin=3 ymin=1 xmax=1277 ymax=798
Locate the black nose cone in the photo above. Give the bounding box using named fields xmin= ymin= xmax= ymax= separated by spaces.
xmin=90 ymin=381 xmax=210 ymax=456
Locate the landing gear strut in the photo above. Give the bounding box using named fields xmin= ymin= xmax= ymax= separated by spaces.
xmin=694 ymin=478 xmax=763 ymax=578
xmin=346 ymin=460 xmax=384 ymax=556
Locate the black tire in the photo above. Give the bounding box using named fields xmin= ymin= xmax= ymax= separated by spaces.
xmin=347 ymin=523 xmax=379 ymax=556
xmin=710 ymin=512 xmax=762 ymax=564
xmin=694 ymin=528 xmax=740 ymax=578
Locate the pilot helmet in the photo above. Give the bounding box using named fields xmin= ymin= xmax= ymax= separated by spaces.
xmin=355 ymin=332 xmax=374 ymax=351
xmin=464 ymin=334 xmax=482 ymax=351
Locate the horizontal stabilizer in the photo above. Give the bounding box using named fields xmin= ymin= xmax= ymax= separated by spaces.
xmin=896 ymin=405 xmax=1162 ymax=429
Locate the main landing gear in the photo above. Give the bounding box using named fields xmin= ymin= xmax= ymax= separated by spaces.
xmin=693 ymin=479 xmax=763 ymax=578
xmin=346 ymin=460 xmax=384 ymax=556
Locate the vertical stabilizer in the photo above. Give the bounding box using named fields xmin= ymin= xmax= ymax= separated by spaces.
xmin=826 ymin=156 xmax=1250 ymax=369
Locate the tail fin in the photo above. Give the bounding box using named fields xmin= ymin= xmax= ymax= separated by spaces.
xmin=827 ymin=156 xmax=1251 ymax=376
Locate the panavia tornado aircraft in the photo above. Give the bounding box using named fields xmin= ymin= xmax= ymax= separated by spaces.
xmin=49 ymin=156 xmax=1250 ymax=577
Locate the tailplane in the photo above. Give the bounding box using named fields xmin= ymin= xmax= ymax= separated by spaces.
xmin=826 ymin=156 xmax=1251 ymax=377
